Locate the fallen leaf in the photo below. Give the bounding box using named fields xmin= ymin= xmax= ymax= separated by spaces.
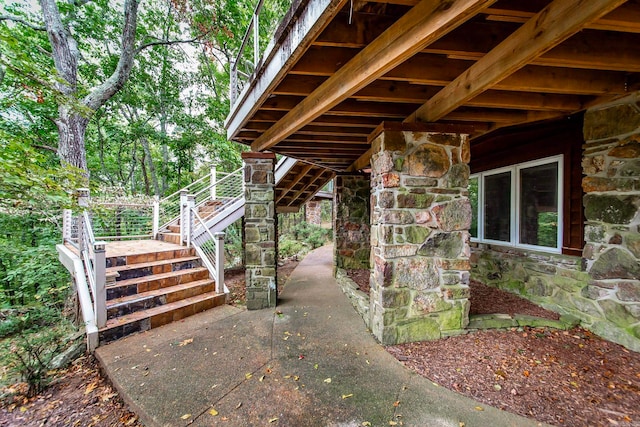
xmin=259 ymin=375 xmax=265 ymax=382
xmin=178 ymin=338 xmax=193 ymax=347
xmin=314 ymin=364 xmax=319 ymax=370
xmin=523 ymin=370 xmax=530 ymax=377
xmin=19 ymin=406 xmax=27 ymax=413
xmin=269 ymin=417 xmax=279 ymax=423
xmin=299 ymin=355 xmax=305 ymax=360
xmin=389 ymin=421 xmax=398 ymax=426
xmin=293 ymin=375 xmax=300 ymax=381
xmin=342 ymin=393 xmax=354 ymax=399
xmin=362 ymin=422 xmax=372 ymax=427
xmin=236 ymin=402 xmax=243 ymax=409
xmin=245 ymin=373 xmax=253 ymax=380
xmin=181 ymin=414 xmax=191 ymax=420
xmin=85 ymin=382 xmax=98 ymax=395
xmin=393 ymin=400 xmax=400 ymax=407
xmin=459 ymin=423 xmax=465 ymax=427
xmin=474 ymin=406 xmax=484 ymax=411
xmin=324 ymin=378 xmax=332 ymax=383
xmin=493 ymin=384 xmax=502 ymax=391
xmin=209 ymin=409 xmax=219 ymax=416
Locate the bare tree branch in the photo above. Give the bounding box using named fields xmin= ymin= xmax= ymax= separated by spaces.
xmin=0 ymin=15 xmax=46 ymax=31
xmin=134 ymin=35 xmax=205 ymax=55
xmin=33 ymin=144 xmax=59 ymax=154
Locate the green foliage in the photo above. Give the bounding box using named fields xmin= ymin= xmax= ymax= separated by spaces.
xmin=537 ymin=212 xmax=558 ymax=248
xmin=5 ymin=323 xmax=71 ymax=396
xmin=278 ymin=237 xmax=305 ymax=259
xmin=0 ymin=306 xmax=63 ymax=339
xmin=277 ymin=213 xmax=332 ymax=261
xmin=0 ymin=214 xmax=70 ymax=309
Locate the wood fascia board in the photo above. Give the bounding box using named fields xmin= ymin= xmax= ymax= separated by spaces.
xmin=225 ymin=0 xmax=347 ymax=140
xmin=250 ymin=0 xmax=497 ymax=153
xmin=406 ymin=0 xmax=628 ymax=124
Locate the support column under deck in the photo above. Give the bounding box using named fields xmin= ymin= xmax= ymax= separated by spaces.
xmin=243 ymin=152 xmax=277 ymax=310
xmin=369 ymin=126 xmax=472 ymax=345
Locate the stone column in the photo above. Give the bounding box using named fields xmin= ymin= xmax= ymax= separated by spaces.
xmin=334 ymin=174 xmax=371 ymax=270
xmin=305 ymin=200 xmax=322 ymax=225
xmin=242 ymin=152 xmax=277 ymax=310
xmin=369 ymin=125 xmax=472 ymax=345
xmin=581 ymin=93 xmax=640 ymax=350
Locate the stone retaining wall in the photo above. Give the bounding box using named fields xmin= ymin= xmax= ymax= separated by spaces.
xmin=335 ymin=268 xmax=370 ymax=328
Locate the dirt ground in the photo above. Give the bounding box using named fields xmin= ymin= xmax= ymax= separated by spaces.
xmin=2 ymin=267 xmax=639 ymax=427
xmin=0 ymin=356 xmax=141 ymax=427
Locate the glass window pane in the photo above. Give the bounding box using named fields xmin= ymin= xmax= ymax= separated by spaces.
xmin=469 ymin=177 xmax=479 ymax=238
xmin=519 ymin=162 xmax=558 ymax=248
xmin=484 ymin=172 xmax=511 ymax=242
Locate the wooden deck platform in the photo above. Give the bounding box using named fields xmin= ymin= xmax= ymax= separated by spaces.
xmin=105 ymin=240 xmax=184 ymax=259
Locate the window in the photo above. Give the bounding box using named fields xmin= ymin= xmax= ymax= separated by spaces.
xmin=469 ymin=156 xmax=562 ymax=253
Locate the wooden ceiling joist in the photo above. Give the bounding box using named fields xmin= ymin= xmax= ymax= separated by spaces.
xmin=250 ymin=0 xmax=497 ymax=152
xmin=405 ymin=0 xmax=629 ymax=124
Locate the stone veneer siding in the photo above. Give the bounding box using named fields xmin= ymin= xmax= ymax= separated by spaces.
xmin=334 ymin=175 xmax=371 ymax=270
xmin=581 ymin=94 xmax=640 ymax=350
xmin=369 ymin=128 xmax=472 ymax=345
xmin=305 ymin=200 xmax=322 ymax=226
xmin=472 ymin=94 xmax=640 ymax=352
xmin=242 ymin=152 xmax=277 ymax=310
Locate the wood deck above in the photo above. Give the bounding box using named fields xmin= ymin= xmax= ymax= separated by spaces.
xmin=226 ymin=0 xmax=640 ymax=171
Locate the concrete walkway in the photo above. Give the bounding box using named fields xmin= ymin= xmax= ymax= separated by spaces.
xmin=96 ymin=245 xmax=545 ymax=427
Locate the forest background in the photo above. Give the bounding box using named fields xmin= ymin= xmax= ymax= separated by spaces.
xmin=0 ymin=0 xmax=289 ymax=391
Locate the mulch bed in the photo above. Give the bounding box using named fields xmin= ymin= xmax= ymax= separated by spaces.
xmin=469 ymin=279 xmax=560 ymax=320
xmin=0 ymin=356 xmax=141 ymax=427
xmin=346 ymin=268 xmax=370 ymax=294
xmin=224 ymin=259 xmax=300 ymax=306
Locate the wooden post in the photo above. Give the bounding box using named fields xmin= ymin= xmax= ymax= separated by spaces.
xmin=179 ymin=190 xmax=188 ymax=245
xmin=253 ymin=10 xmax=260 ymax=68
xmin=77 ymin=188 xmax=90 ymax=252
xmin=62 ymin=209 xmax=72 ymax=243
xmin=185 ymin=194 xmax=195 ymax=247
xmin=214 ymin=231 xmax=225 ymax=294
xmin=152 ymin=195 xmax=160 ymax=239
xmin=93 ymin=241 xmax=107 ymax=329
xmin=210 ymin=165 xmax=217 ymax=201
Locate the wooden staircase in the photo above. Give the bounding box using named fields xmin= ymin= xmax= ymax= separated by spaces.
xmin=99 ymin=243 xmax=226 ymax=344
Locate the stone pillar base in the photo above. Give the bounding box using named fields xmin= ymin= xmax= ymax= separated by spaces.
xmin=368 ymin=124 xmax=472 ymax=345
xmin=242 ymin=152 xmax=277 ymax=310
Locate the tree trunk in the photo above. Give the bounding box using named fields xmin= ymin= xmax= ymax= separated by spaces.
xmin=56 ymin=106 xmax=90 ymax=179
xmin=140 ymin=136 xmax=160 ymax=195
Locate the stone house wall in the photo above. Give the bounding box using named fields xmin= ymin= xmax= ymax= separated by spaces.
xmin=472 ymin=94 xmax=640 ymax=352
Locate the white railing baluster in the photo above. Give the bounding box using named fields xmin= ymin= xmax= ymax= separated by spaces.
xmin=211 ymin=165 xmax=217 ymax=200
xmin=152 ymin=196 xmax=160 ymax=239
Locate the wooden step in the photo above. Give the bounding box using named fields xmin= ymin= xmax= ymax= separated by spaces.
xmin=168 ymin=224 xmax=181 ymax=233
xmin=99 ymin=292 xmax=226 ymax=344
xmin=106 ymin=267 xmax=210 ymax=300
xmin=107 ymin=256 xmax=201 ymax=281
xmin=107 ymin=279 xmax=216 ymax=318
xmin=158 ymin=232 xmax=181 ymax=244
xmin=106 ymin=247 xmax=194 ymax=268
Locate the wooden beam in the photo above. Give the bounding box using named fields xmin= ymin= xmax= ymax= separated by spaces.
xmin=250 ymin=0 xmax=497 ymax=152
xmin=277 ymin=206 xmax=301 ymax=213
xmin=485 ymin=1 xmax=640 ymax=33
xmin=276 ymin=164 xmax=314 ymax=203
xmin=348 ymin=148 xmax=374 ymax=172
xmin=289 ymin=48 xmax=632 ymax=95
xmin=405 ymin=0 xmax=628 ymax=124
xmin=287 ymin=169 xmax=330 ymax=206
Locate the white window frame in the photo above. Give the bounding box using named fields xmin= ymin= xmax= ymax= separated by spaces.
xmin=470 ymin=155 xmax=563 ymax=254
